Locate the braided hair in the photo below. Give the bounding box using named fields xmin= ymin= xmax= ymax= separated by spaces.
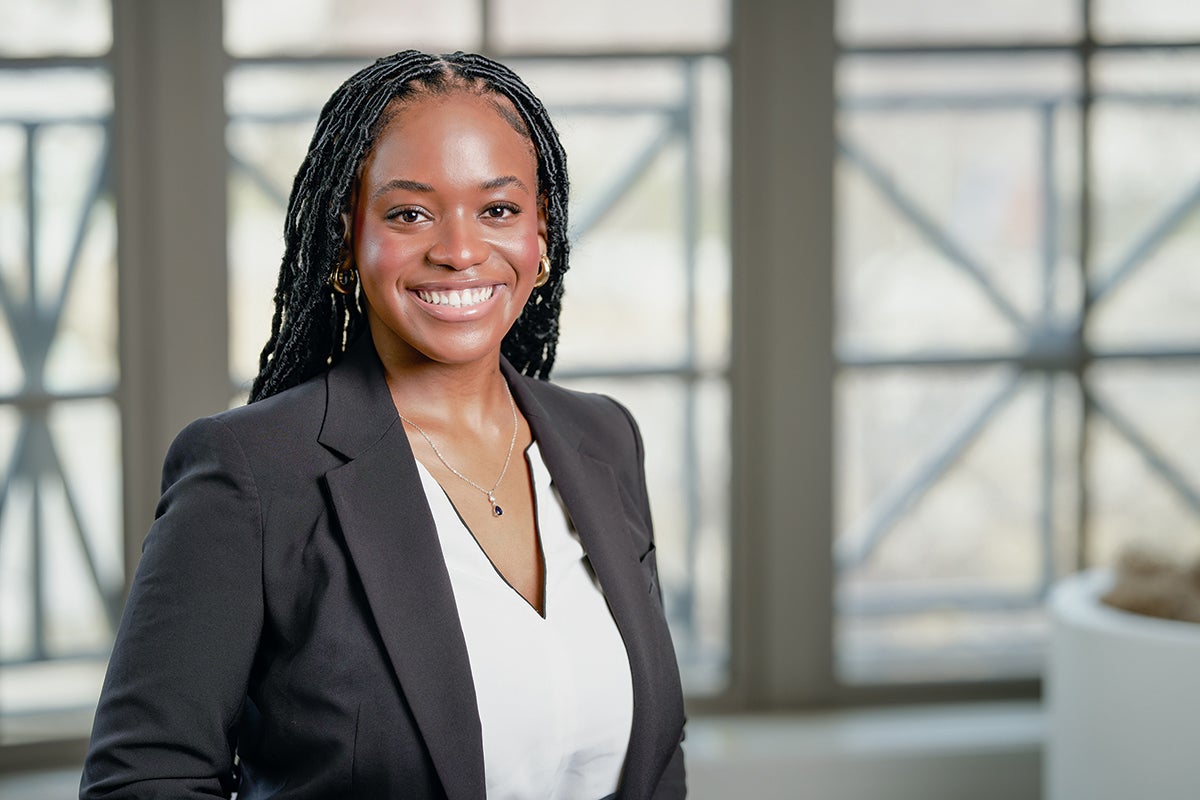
xmin=249 ymin=51 xmax=570 ymax=402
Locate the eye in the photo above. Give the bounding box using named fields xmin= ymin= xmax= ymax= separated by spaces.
xmin=387 ymin=207 xmax=426 ymax=224
xmin=483 ymin=203 xmax=519 ymax=220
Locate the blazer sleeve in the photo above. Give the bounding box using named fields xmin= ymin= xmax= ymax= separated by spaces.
xmin=609 ymin=397 xmax=688 ymax=799
xmin=81 ymin=417 xmax=264 ymax=800
xmin=651 ymin=745 xmax=687 ymax=799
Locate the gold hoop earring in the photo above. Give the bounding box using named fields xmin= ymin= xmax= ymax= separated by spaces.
xmin=330 ymin=258 xmax=357 ymax=295
xmin=534 ymin=254 xmax=551 ymax=288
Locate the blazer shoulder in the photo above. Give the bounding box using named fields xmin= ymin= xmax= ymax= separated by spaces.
xmin=215 ymin=374 xmax=327 ymax=437
xmin=166 ymin=372 xmax=331 ymax=484
xmin=518 ymin=375 xmax=643 ymax=455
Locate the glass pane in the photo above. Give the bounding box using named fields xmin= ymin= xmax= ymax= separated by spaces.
xmin=0 ymin=125 xmax=25 ymax=396
xmin=41 ymin=126 xmax=118 ymax=392
xmin=37 ymin=402 xmax=122 ymax=654
xmin=1088 ymin=51 xmax=1200 ymax=588
xmin=0 ymin=62 xmax=119 ymax=743
xmin=1094 ymin=0 xmax=1200 ymax=42
xmin=0 ymin=0 xmax=111 ymax=56
xmin=515 ymin=58 xmax=729 ymax=373
xmin=1087 ymin=365 xmax=1200 ymax=566
xmin=835 ymin=50 xmax=1085 ymax=684
xmin=837 ymin=55 xmax=1082 ymax=358
xmin=0 ymin=68 xmax=110 ymax=122
xmin=491 ymin=0 xmax=728 ymax=52
xmin=1090 ymin=52 xmax=1200 ymax=350
xmin=836 ymin=370 xmax=1081 ymax=682
xmin=838 ymin=0 xmax=1079 ymax=43
xmin=224 ymin=0 xmax=481 ymax=56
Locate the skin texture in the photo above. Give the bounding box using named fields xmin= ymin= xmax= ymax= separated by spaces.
xmin=350 ymin=90 xmax=550 ymax=611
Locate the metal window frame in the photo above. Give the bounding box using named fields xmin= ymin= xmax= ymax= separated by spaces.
xmin=827 ymin=0 xmax=1200 ymax=703
xmin=0 ymin=0 xmax=229 ymax=768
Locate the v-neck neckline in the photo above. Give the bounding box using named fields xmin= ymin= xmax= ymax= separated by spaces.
xmin=416 ymin=441 xmax=548 ymax=619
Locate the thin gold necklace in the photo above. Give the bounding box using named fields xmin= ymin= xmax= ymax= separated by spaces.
xmin=399 ymin=387 xmax=518 ymax=518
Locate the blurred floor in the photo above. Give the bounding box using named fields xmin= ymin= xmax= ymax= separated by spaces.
xmin=0 ymin=767 xmax=80 ymax=799
xmin=0 ymin=703 xmax=1042 ymax=800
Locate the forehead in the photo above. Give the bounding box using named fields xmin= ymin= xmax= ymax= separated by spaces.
xmin=361 ymin=92 xmax=537 ymax=187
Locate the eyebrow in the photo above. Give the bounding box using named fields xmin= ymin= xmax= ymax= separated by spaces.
xmin=372 ymin=175 xmax=530 ymax=201
xmin=372 ymin=178 xmax=435 ymax=200
xmin=480 ymin=175 xmax=529 ymax=192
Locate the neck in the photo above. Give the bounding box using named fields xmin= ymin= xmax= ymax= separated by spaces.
xmin=377 ymin=352 xmax=512 ymax=433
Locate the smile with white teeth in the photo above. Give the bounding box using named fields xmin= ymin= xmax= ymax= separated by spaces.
xmin=415 ymin=285 xmax=495 ymax=308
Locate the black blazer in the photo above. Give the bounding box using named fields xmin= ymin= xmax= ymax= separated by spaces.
xmin=81 ymin=335 xmax=686 ymax=799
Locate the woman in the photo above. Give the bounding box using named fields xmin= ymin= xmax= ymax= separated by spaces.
xmin=81 ymin=51 xmax=686 ymax=799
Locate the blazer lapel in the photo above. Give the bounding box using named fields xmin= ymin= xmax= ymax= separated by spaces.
xmin=505 ymin=362 xmax=683 ymax=798
xmin=320 ymin=339 xmax=485 ymax=800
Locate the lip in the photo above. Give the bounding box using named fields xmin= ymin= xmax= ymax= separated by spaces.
xmin=409 ymin=282 xmax=505 ymax=321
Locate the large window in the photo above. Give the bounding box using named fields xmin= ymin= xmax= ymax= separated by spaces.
xmin=835 ymin=0 xmax=1200 ymax=686
xmin=0 ymin=0 xmax=121 ymax=746
xmin=12 ymin=2 xmax=1200 ymax=775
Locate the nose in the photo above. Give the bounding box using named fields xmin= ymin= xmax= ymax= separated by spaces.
xmin=427 ymin=211 xmax=487 ymax=271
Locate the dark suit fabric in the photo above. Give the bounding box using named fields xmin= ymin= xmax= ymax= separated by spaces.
xmin=81 ymin=337 xmax=686 ymax=799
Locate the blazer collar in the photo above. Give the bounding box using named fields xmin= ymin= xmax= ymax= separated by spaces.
xmin=504 ymin=359 xmax=684 ymax=799
xmin=317 ymin=332 xmax=399 ymax=460
xmin=320 ymin=335 xmax=486 ymax=799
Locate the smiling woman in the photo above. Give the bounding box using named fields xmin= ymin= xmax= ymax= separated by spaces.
xmin=80 ymin=51 xmax=685 ymax=799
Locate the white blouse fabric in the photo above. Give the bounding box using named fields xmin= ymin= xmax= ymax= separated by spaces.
xmin=414 ymin=440 xmax=634 ymax=799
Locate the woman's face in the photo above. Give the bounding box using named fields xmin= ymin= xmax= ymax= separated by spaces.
xmin=350 ymin=91 xmax=546 ymax=372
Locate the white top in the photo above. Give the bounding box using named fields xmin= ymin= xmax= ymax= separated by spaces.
xmin=415 ymin=441 xmax=634 ymax=799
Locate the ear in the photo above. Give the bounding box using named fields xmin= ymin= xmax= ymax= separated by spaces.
xmin=340 ymin=210 xmax=354 ymax=249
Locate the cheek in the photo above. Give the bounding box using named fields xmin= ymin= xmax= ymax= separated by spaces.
xmin=507 ymin=228 xmax=542 ymax=273
xmin=520 ymin=237 xmax=542 ymax=270
xmin=356 ymin=232 xmax=414 ymax=280
xmin=358 ymin=240 xmax=385 ymax=276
